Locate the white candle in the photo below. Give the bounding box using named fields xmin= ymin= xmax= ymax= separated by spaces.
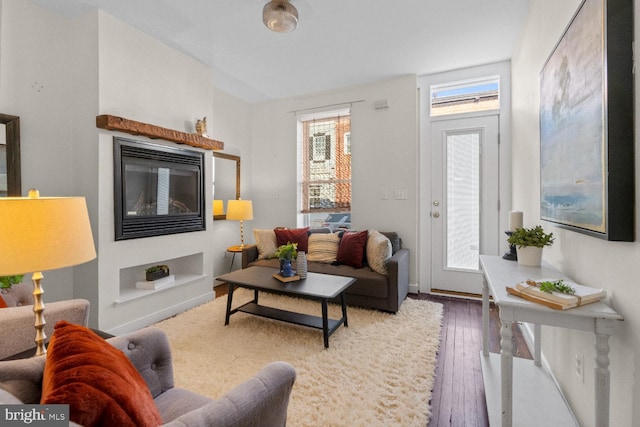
xmin=509 ymin=210 xmax=523 ymax=231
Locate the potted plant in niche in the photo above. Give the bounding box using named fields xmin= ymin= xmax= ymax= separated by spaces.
xmin=507 ymin=225 xmax=554 ymax=266
xmin=275 ymin=242 xmax=298 ymax=277
xmin=145 ymin=265 xmax=170 ymax=281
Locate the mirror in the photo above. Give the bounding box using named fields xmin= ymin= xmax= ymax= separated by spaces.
xmin=212 ymin=152 xmax=240 ymax=220
xmin=0 ymin=114 xmax=21 ymax=197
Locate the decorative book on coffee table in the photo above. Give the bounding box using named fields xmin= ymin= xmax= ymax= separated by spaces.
xmin=506 ymin=278 xmax=606 ymax=310
xmin=273 ymin=273 xmax=301 ymax=283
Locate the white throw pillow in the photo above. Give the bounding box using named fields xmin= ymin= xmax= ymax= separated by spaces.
xmin=366 ymin=229 xmax=392 ymax=275
xmin=253 ymin=229 xmax=278 ymax=259
xmin=307 ymin=233 xmax=340 ymax=263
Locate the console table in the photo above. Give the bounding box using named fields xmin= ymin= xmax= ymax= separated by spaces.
xmin=479 ymin=255 xmax=623 ymax=427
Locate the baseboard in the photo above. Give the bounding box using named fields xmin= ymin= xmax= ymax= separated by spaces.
xmin=105 ymin=291 xmax=214 ymax=335
xmin=429 ymin=288 xmax=483 ymax=300
xmin=409 ymin=283 xmax=419 ymax=294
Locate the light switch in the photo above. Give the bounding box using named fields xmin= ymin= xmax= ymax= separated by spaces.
xmin=393 ymin=189 xmax=409 ymax=200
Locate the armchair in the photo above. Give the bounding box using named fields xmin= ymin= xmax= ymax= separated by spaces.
xmin=0 ymin=326 xmax=297 ymax=427
xmin=0 ymin=282 xmax=90 ymax=360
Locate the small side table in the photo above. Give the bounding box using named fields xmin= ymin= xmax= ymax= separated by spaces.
xmin=226 ymin=245 xmax=244 ymax=272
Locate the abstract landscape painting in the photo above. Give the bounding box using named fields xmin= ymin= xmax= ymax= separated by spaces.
xmin=539 ymin=0 xmax=605 ymax=234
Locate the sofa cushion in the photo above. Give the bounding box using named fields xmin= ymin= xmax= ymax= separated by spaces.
xmin=253 ymin=229 xmax=278 ymax=259
xmin=380 ymin=231 xmax=401 ymax=254
xmin=275 ymin=227 xmax=310 ymax=253
xmin=366 ymin=230 xmax=392 ymax=275
xmin=41 ymin=321 xmax=163 ymax=427
xmin=336 ymin=230 xmax=368 ymax=268
xmin=307 ymin=233 xmax=340 ymax=263
xmin=0 ymin=294 xmax=6 ymax=308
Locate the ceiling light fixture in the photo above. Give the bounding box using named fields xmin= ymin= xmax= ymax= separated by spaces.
xmin=263 ymin=0 xmax=298 ymax=33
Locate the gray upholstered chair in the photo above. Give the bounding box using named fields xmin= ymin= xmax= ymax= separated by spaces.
xmin=0 ymin=326 xmax=296 ymax=427
xmin=0 ymin=282 xmax=90 ymax=359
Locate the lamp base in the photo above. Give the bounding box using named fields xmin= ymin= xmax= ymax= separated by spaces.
xmin=31 ymin=271 xmax=47 ymax=356
xmin=502 ymin=231 xmax=517 ymax=261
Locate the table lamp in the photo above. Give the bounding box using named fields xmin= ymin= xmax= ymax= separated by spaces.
xmin=213 ymin=199 xmax=225 ymax=216
xmin=226 ymin=199 xmax=253 ymax=247
xmin=0 ymin=189 xmax=96 ymax=356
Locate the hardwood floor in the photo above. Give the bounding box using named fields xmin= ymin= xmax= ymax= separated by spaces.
xmin=410 ymin=293 xmax=532 ymax=427
xmin=214 ymin=284 xmax=532 ymax=426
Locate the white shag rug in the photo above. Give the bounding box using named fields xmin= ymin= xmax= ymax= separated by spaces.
xmin=154 ymin=289 xmax=443 ymax=427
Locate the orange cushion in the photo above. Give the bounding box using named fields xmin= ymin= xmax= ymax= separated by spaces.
xmin=41 ymin=321 xmax=163 ymax=427
xmin=0 ymin=294 xmax=7 ymax=308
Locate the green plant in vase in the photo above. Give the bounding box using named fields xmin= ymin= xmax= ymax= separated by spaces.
xmin=275 ymin=242 xmax=298 ymax=260
xmin=507 ymin=226 xmax=554 ymax=248
xmin=275 ymin=242 xmax=297 ymax=277
xmin=0 ymin=274 xmax=25 ymax=289
xmin=507 ymin=225 xmax=553 ymax=266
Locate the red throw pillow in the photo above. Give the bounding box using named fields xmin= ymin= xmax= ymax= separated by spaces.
xmin=274 ymin=227 xmax=310 ymax=253
xmin=337 ymin=230 xmax=368 ymax=268
xmin=0 ymin=294 xmax=7 ymax=308
xmin=41 ymin=321 xmax=163 ymax=427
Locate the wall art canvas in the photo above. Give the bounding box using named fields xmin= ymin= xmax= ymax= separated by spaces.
xmin=539 ymin=0 xmax=634 ymax=241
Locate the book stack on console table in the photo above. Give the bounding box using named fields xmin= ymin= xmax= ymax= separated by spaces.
xmin=506 ymin=279 xmax=606 ymax=310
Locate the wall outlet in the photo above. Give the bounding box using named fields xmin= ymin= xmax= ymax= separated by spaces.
xmin=575 ymin=353 xmax=584 ymax=383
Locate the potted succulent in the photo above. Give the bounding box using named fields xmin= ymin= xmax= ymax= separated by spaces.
xmin=507 ymin=225 xmax=554 ymax=266
xmin=275 ymin=242 xmax=298 ymax=277
xmin=145 ymin=265 xmax=170 ymax=281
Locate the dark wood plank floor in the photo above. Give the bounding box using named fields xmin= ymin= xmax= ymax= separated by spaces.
xmin=410 ymin=293 xmax=532 ymax=427
xmin=215 ymin=285 xmax=532 ymax=426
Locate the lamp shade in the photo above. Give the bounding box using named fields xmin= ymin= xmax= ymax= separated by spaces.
xmin=213 ymin=199 xmax=225 ymax=216
xmin=0 ymin=194 xmax=96 ymax=275
xmin=263 ymin=0 xmax=298 ymax=33
xmin=226 ymin=200 xmax=253 ymax=221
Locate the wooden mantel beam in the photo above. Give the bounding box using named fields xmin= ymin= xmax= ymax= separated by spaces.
xmin=96 ymin=114 xmax=224 ymax=151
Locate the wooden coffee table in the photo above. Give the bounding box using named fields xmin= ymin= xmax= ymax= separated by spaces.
xmin=216 ymin=266 xmax=355 ymax=348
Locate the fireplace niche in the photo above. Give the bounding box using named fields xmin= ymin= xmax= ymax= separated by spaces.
xmin=114 ymin=137 xmax=206 ymax=240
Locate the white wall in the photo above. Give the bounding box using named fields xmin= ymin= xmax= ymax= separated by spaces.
xmin=0 ymin=1 xmax=241 ymax=333
xmin=211 ymin=87 xmax=253 ymax=274
xmin=249 ymin=76 xmax=420 ymax=286
xmin=0 ymin=0 xmax=78 ymax=301
xmin=512 ymin=1 xmax=640 ymax=426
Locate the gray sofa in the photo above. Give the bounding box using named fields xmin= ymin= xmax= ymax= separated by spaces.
xmin=0 ymin=326 xmax=296 ymax=427
xmin=242 ymin=230 xmax=409 ymax=313
xmin=0 ymin=282 xmax=90 ymax=360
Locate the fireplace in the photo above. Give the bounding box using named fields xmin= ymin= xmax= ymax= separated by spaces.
xmin=114 ymin=137 xmax=205 ymax=240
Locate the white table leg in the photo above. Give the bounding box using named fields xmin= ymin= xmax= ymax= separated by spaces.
xmin=534 ymin=323 xmax=542 ymax=367
xmin=594 ymin=319 xmax=615 ymax=427
xmin=501 ymin=318 xmax=514 ymax=427
xmin=482 ymin=276 xmax=490 ymax=356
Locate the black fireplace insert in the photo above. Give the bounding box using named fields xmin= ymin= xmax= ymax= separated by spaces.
xmin=114 ymin=137 xmax=206 ymax=240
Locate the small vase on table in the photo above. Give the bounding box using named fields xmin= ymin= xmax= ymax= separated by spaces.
xmin=297 ymin=251 xmax=307 ymax=279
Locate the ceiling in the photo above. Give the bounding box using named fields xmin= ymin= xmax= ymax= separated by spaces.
xmin=28 ymin=0 xmax=531 ymax=103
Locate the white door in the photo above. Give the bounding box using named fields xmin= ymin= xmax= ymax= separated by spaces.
xmin=430 ymin=115 xmax=500 ymax=294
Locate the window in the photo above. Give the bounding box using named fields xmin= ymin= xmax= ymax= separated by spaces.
xmin=300 ymin=111 xmax=351 ymax=229
xmin=431 ymin=77 xmax=500 ymax=117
